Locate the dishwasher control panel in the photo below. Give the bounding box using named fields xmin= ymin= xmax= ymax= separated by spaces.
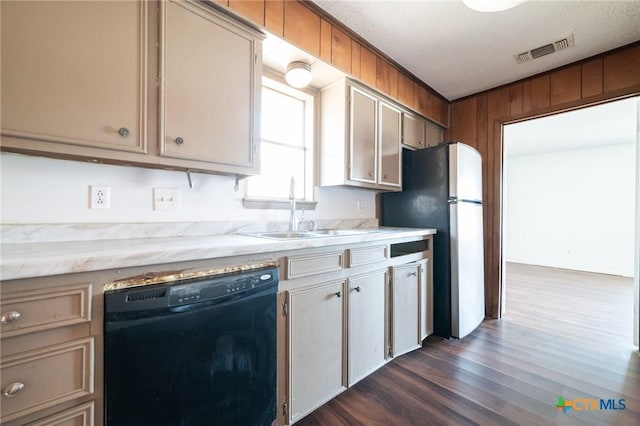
xmin=168 ymin=269 xmax=277 ymax=306
xmin=105 ymin=267 xmax=278 ymax=313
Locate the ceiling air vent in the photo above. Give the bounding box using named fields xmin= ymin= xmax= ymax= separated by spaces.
xmin=514 ymin=34 xmax=575 ymax=64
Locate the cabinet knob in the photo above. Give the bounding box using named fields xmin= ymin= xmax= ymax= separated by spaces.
xmin=0 ymin=311 xmax=21 ymax=324
xmin=3 ymin=382 xmax=25 ymax=397
xmin=383 ymin=174 xmax=388 ymax=179
xmin=354 ymin=286 xmax=361 ymax=293
xmin=118 ymin=127 xmax=130 ymax=137
xmin=175 ymin=137 xmax=184 ymax=145
xmin=368 ymin=171 xmax=373 ymax=177
xmin=334 ymin=291 xmax=342 ymax=298
xmin=419 ymin=140 xmax=424 ymax=145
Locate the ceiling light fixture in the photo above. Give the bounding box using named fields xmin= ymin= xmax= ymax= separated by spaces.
xmin=463 ymin=0 xmax=526 ymax=12
xmin=285 ymin=61 xmax=312 ymax=88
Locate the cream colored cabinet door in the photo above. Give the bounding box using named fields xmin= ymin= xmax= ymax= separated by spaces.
xmin=378 ymin=102 xmax=402 ymax=188
xmin=402 ymin=112 xmax=426 ymax=150
xmin=426 ymin=120 xmax=444 ymax=148
xmin=287 ymin=281 xmax=346 ymax=423
xmin=160 ymin=0 xmax=261 ymax=173
xmin=1 ymin=1 xmax=147 ymax=153
xmin=348 ymin=270 xmax=387 ymax=386
xmin=390 ymin=263 xmax=421 ymax=357
xmin=349 ymin=86 xmax=377 ymax=184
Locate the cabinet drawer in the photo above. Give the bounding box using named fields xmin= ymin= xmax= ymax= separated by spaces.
xmin=284 ymin=251 xmax=345 ymax=279
xmin=1 ymin=284 xmax=92 ymax=339
xmin=348 ymin=245 xmax=388 ymax=267
xmin=27 ymin=401 xmax=94 ymax=426
xmin=1 ymin=337 xmax=94 ymax=423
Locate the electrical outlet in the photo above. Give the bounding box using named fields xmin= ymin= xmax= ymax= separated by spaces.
xmin=153 ymin=188 xmax=180 ymax=211
xmin=90 ymin=185 xmax=110 ymax=209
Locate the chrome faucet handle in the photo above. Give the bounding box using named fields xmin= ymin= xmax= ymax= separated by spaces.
xmin=297 ymin=208 xmax=305 ymax=224
xmin=309 ymin=220 xmax=318 ymax=231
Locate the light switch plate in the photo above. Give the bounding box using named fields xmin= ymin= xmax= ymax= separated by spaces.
xmin=153 ymin=188 xmax=180 ymax=211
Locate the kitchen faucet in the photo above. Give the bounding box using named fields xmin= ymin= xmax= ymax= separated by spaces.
xmin=289 ymin=176 xmax=300 ymax=232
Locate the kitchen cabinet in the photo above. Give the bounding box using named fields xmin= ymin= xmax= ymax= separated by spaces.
xmin=379 ymin=102 xmax=402 ymax=187
xmin=390 ymin=263 xmax=422 ymax=357
xmin=0 ymin=281 xmax=96 ymax=426
xmin=402 ymin=111 xmax=444 ymax=150
xmin=347 ymin=269 xmax=387 ymax=385
xmin=320 ymin=79 xmax=401 ymax=191
xmin=0 ymin=0 xmax=147 ymax=154
xmin=160 ymin=0 xmax=262 ymax=174
xmin=1 ymin=0 xmax=263 ymax=178
xmin=287 ymin=280 xmax=346 ymax=424
xmin=402 ymin=112 xmax=426 ymax=149
xmin=349 ymin=87 xmax=377 ymax=183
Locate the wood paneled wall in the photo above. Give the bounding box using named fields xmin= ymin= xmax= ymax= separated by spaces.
xmin=446 ymin=42 xmax=640 ymax=319
xmin=219 ymin=0 xmax=449 ymax=127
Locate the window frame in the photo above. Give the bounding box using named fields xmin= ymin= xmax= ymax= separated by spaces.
xmin=243 ymin=71 xmax=318 ymax=210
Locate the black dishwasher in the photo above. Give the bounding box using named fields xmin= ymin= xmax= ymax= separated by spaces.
xmin=104 ymin=267 xmax=278 ymax=426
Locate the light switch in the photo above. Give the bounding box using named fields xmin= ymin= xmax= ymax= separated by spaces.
xmin=153 ymin=188 xmax=180 ymax=211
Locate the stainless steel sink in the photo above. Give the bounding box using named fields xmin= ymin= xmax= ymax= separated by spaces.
xmin=248 ymin=229 xmax=380 ymax=240
xmin=311 ymin=229 xmax=378 ymax=236
xmin=251 ymin=231 xmax=318 ymax=240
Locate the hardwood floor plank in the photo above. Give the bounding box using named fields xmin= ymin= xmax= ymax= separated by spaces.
xmin=296 ymin=263 xmax=638 ymax=425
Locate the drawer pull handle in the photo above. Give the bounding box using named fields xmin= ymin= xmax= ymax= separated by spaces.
xmin=3 ymin=382 xmax=25 ymax=397
xmin=1 ymin=311 xmax=21 ymax=324
xmin=334 ymin=291 xmax=342 ymax=298
xmin=353 ymin=286 xmax=361 ymax=293
xmin=175 ymin=137 xmax=184 ymax=145
xmin=409 ymin=272 xmax=418 ymax=277
xmin=118 ymin=127 xmax=130 ymax=137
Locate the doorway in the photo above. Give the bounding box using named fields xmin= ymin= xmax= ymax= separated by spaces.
xmin=502 ymin=96 xmax=639 ymax=348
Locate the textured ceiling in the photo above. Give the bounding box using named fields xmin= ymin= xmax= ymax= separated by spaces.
xmin=311 ymin=0 xmax=640 ymax=100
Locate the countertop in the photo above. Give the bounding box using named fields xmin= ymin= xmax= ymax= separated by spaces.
xmin=0 ymin=227 xmax=436 ymax=281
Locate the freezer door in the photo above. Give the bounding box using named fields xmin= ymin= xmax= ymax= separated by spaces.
xmin=450 ymin=200 xmax=485 ymax=338
xmin=449 ymin=143 xmax=482 ymax=202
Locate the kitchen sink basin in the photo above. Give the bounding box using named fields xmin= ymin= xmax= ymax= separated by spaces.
xmin=248 ymin=229 xmax=381 ymax=240
xmin=311 ymin=229 xmax=378 ymax=236
xmin=252 ymin=231 xmax=318 ymax=239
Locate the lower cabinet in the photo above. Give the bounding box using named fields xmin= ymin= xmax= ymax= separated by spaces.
xmin=347 ymin=269 xmax=387 ymax=386
xmin=0 ymin=281 xmax=97 ymax=426
xmin=390 ymin=263 xmax=422 ymax=357
xmin=287 ymin=280 xmax=346 ymax=424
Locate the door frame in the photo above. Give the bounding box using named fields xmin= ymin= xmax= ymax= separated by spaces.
xmin=495 ymin=95 xmax=640 ymax=347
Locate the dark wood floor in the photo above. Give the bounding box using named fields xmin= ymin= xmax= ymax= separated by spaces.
xmin=297 ymin=263 xmax=639 ymax=425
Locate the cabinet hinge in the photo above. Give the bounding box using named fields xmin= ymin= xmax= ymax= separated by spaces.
xmin=282 ymin=301 xmax=289 ymax=316
xmin=282 ymin=402 xmax=288 ymax=418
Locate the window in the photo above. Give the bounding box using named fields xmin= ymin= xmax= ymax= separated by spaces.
xmin=246 ymin=77 xmax=315 ymax=204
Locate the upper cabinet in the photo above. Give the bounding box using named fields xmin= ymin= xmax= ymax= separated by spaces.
xmin=160 ymin=0 xmax=262 ymax=174
xmin=1 ymin=0 xmax=147 ymax=153
xmin=320 ymin=80 xmax=401 ymax=191
xmin=1 ymin=0 xmax=263 ymax=177
xmin=402 ymin=111 xmax=444 ymax=150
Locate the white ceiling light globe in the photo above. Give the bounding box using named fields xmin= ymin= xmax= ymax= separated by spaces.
xmin=285 ymin=61 xmax=312 ymax=88
xmin=463 ymin=0 xmax=527 ymax=12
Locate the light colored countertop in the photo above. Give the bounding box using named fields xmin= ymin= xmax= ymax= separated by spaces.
xmin=0 ymin=227 xmax=436 ymax=281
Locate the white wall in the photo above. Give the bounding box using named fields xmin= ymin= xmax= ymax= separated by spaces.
xmin=0 ymin=153 xmax=376 ymax=224
xmin=504 ymin=143 xmax=636 ymax=277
